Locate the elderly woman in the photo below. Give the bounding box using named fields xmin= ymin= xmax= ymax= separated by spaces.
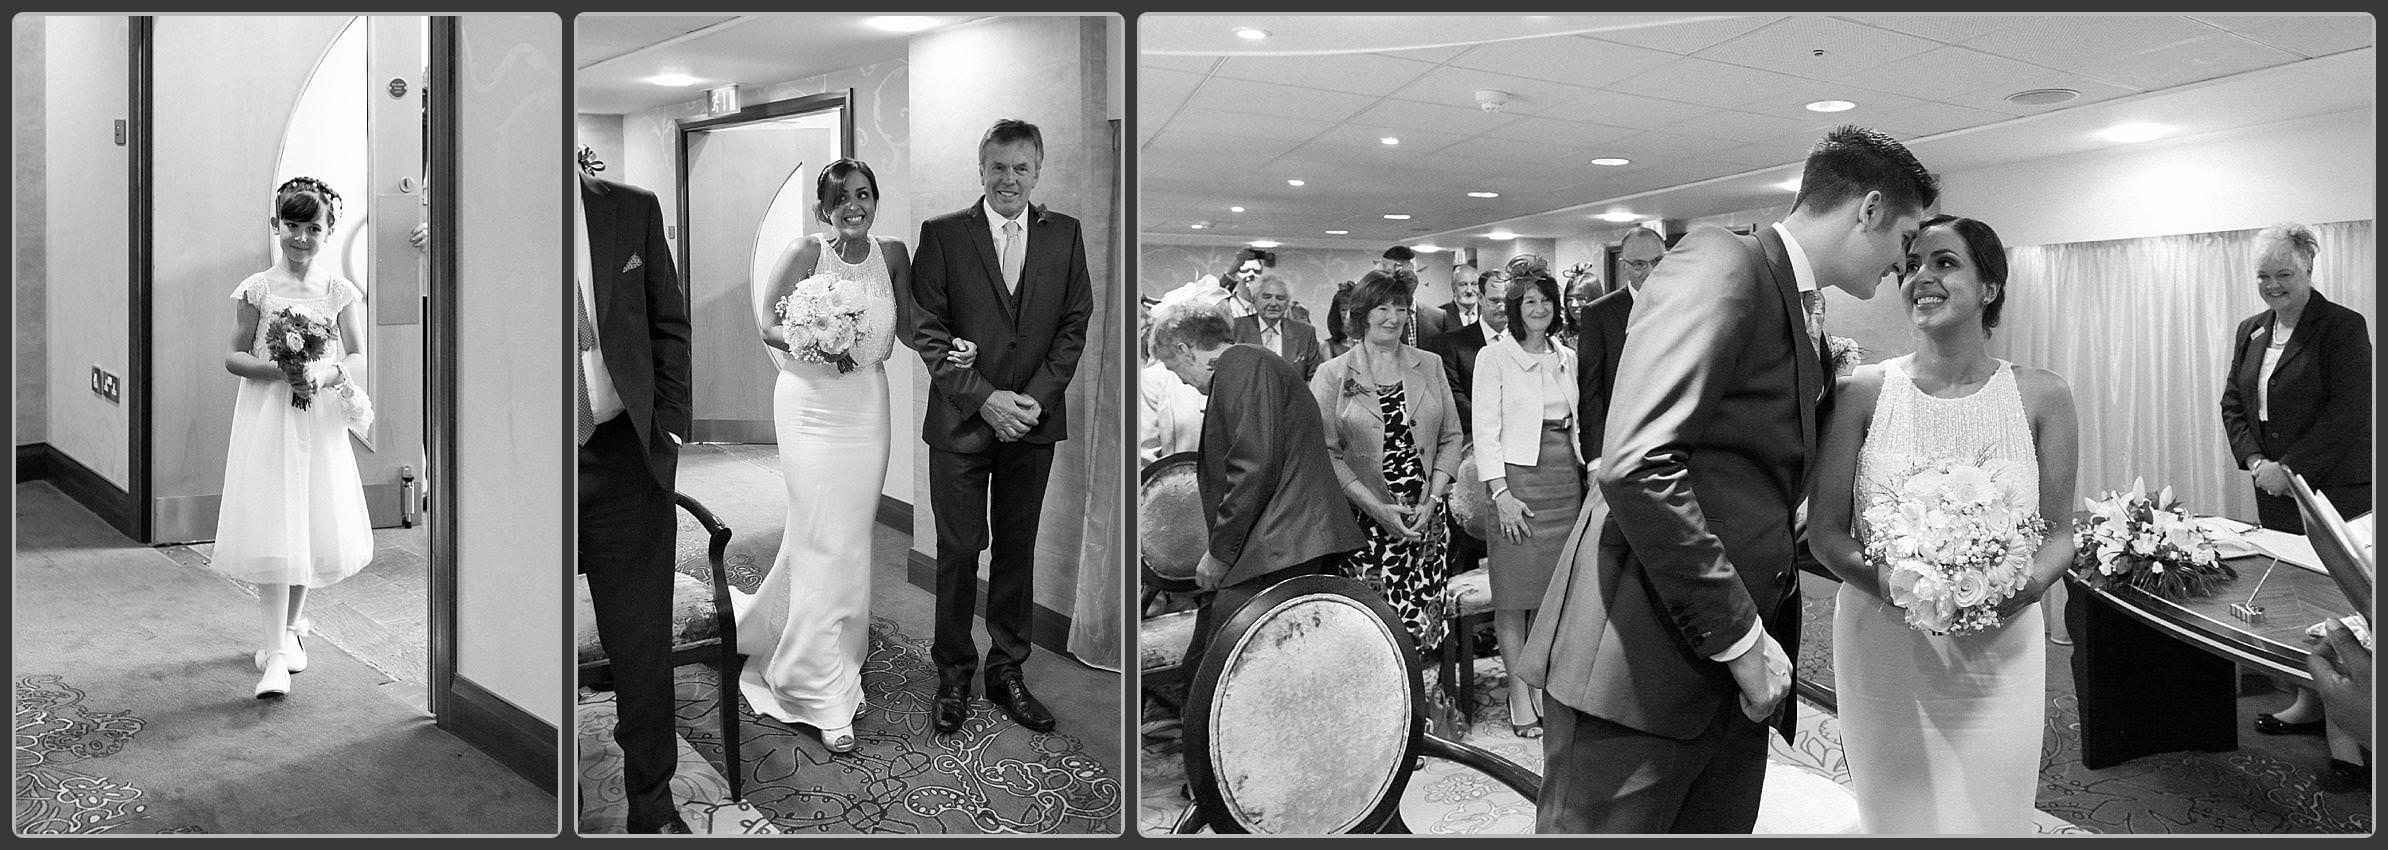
xmin=2218 ymin=222 xmax=2373 ymax=786
xmin=1470 ymin=270 xmax=1582 ymax=737
xmin=1313 ymin=270 xmax=1466 ymax=653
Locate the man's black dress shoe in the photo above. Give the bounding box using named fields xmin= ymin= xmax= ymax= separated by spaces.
xmin=2255 ymin=712 xmax=2327 ymax=735
xmin=934 ymin=679 xmax=972 ymax=734
xmin=630 ymin=812 xmax=692 ymax=834
xmin=987 ymin=674 xmax=1057 ymax=732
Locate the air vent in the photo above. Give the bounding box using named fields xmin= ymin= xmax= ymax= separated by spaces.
xmin=2006 ymin=88 xmax=2080 ymax=107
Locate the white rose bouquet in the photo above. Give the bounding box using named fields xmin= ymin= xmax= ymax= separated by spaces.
xmin=1862 ymin=456 xmax=2050 ymax=636
xmin=2073 ymin=478 xmax=2234 ymax=600
xmin=775 ymin=273 xmax=870 ymax=373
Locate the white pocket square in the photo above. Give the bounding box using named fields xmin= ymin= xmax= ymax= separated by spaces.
xmin=623 ymin=254 xmax=643 ymax=273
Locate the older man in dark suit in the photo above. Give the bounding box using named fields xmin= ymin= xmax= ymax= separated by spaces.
xmin=1576 ymin=226 xmax=1669 ymax=461
xmin=1151 ymin=302 xmax=1365 ymax=658
xmin=1519 ymin=126 xmax=1935 ymax=833
xmin=1229 ymin=274 xmax=1325 ymax=381
xmin=908 ymin=118 xmax=1095 ymax=736
xmin=576 ymin=170 xmax=694 ymax=834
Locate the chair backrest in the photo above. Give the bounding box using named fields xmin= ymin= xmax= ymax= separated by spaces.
xmin=1184 ymin=574 xmax=1424 ymax=834
xmin=1139 ymin=451 xmax=1205 ymax=592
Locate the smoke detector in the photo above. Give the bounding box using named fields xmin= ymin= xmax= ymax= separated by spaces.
xmin=1474 ymin=89 xmax=1514 ymax=113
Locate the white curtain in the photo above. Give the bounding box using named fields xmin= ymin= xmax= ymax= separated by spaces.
xmin=1997 ymin=220 xmax=2374 ymax=523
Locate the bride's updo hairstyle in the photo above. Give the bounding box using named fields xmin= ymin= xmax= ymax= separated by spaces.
xmin=814 ymin=158 xmax=881 ymax=225
xmin=1917 ymin=214 xmax=2009 ymax=333
xmin=274 ymin=176 xmax=343 ymax=229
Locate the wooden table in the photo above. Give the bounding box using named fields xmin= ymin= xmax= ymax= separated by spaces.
xmin=2064 ymin=552 xmax=2355 ymax=769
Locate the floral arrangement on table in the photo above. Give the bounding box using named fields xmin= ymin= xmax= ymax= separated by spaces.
xmin=264 ymin=308 xmax=339 ymax=410
xmin=1825 ymin=334 xmax=1868 ymax=376
xmin=1863 ymin=456 xmax=2050 ymax=636
xmin=2072 ymin=478 xmax=2235 ymax=600
xmin=775 ymin=273 xmax=870 ymax=373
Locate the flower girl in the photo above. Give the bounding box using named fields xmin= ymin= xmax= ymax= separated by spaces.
xmin=211 ymin=176 xmax=375 ymax=699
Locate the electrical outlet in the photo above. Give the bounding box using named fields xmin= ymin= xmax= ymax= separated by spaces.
xmin=90 ymin=365 xmax=103 ymax=394
xmin=101 ymin=372 xmax=121 ymax=403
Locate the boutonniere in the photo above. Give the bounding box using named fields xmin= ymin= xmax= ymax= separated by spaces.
xmin=1341 ymin=375 xmax=1373 ymax=398
xmin=623 ymin=253 xmax=643 ymax=273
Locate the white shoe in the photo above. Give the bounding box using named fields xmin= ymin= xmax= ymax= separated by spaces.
xmin=821 ymin=724 xmax=856 ymax=754
xmin=283 ymin=626 xmax=309 ymax=674
xmin=255 ymin=651 xmax=292 ymax=699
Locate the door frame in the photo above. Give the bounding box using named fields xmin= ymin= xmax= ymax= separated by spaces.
xmin=126 ymin=15 xmax=154 ymax=542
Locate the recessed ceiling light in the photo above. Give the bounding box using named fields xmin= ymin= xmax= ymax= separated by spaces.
xmin=1597 ymin=211 xmax=1639 ymax=223
xmin=865 ymin=16 xmax=939 ymax=33
xmin=1590 ymin=157 xmax=1631 ymax=167
xmin=1379 ymin=136 xmax=1400 ymax=146
xmin=1383 ymin=213 xmax=1411 ymax=220
xmin=1414 ymin=244 xmax=1442 ymax=253
xmin=1805 ymin=99 xmax=1857 ymax=113
xmin=643 ymin=72 xmax=702 ymax=87
xmin=1229 ymin=206 xmax=1245 ymax=213
xmin=1487 ymin=230 xmax=1517 ymax=241
xmin=2099 ymin=123 xmax=2168 ymax=143
xmin=2006 ymin=88 xmax=2080 ymax=107
xmin=1286 ymin=179 xmax=1305 ymax=187
xmin=1249 ymin=240 xmax=1280 ymax=249
xmin=1234 ymin=27 xmax=1269 ymax=40
xmin=1190 ymin=222 xmax=1209 ymax=230
xmin=1467 ymin=191 xmax=1500 ymax=198
xmin=1325 ymin=229 xmax=1349 ymax=235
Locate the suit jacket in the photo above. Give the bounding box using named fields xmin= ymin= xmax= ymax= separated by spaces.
xmin=580 ymin=173 xmax=692 ymax=486
xmin=1311 ymin=345 xmax=1466 ymax=509
xmin=1232 ymin=314 xmax=1326 ymax=381
xmin=2219 ymin=289 xmax=2372 ymax=486
xmin=908 ymin=199 xmax=1095 ymax=452
xmin=1518 ymin=224 xmax=1819 ymax=743
xmin=1575 ymin=287 xmax=1633 ymax=462
xmin=1201 ymin=345 xmax=1366 ymax=588
xmin=1472 ymin=335 xmax=1584 ymax=476
xmin=1423 ymin=299 xmax=1476 ymax=344
xmin=1427 ymin=322 xmax=1495 ymax=437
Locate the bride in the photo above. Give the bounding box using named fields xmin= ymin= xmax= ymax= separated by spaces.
xmin=1807 ymin=215 xmax=2080 ymax=833
xmin=735 ymin=158 xmax=971 ymax=753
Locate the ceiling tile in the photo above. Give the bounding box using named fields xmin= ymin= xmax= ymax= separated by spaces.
xmin=2073 ymin=33 xmax=2304 ymax=92
xmin=1863 ymin=100 xmax=2013 ymax=139
xmin=1380 ymin=43 xmax=1471 ymax=63
xmin=1816 ymin=45 xmax=2059 ymax=102
xmin=1694 ymin=16 xmax=1941 ymax=80
xmin=1167 ymin=107 xmax=1338 ymax=143
xmin=1182 ymin=76 xmax=1380 ymax=122
xmin=1142 ymin=53 xmax=1222 ymax=74
xmin=1138 ymin=67 xmax=1206 ymax=116
xmin=1444 ymin=35 xmax=1680 ymax=89
xmin=1701 ymin=143 xmax=1805 ymax=170
xmin=1477 ymin=116 xmax=1640 ymax=147
xmin=1345 ymin=97 xmax=1526 ymax=135
xmin=1385 ymin=65 xmax=1598 ymax=117
xmin=1579 ymin=15 xmax=1787 ymax=55
xmin=1603 ymin=129 xmax=1747 ymax=160
xmin=1148 ymin=129 xmax=1307 ymax=163
xmin=1608 ymin=56 xmax=1813 ymax=107
xmin=1539 ymin=89 xmax=1714 ymax=129
xmin=1838 ymin=14 xmax=2020 ymax=45
xmin=2192 ymin=14 xmax=2375 ymax=58
xmin=1208 ymin=52 xmax=1441 ymax=97
xmin=1730 ymin=80 xmax=1925 ymax=122
xmin=1664 ymin=108 xmax=1839 ymax=146
xmin=1304 ymin=123 xmax=1473 ymax=156
xmin=1960 ymin=16 xmax=2215 ymax=74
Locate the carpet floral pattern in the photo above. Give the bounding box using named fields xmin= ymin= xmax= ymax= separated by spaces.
xmin=13 ymin=676 xmax=204 ymax=835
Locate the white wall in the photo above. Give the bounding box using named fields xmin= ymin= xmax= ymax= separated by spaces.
xmin=453 ymin=13 xmax=563 ymax=726
xmin=15 ymin=17 xmax=49 ymax=445
xmin=42 ymin=16 xmax=130 ymax=485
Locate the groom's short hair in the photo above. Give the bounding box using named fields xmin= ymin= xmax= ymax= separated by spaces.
xmin=1150 ymin=300 xmax=1233 ymax=353
xmin=980 ymin=118 xmax=1045 ymax=164
xmin=1791 ymin=125 xmax=1938 ymax=217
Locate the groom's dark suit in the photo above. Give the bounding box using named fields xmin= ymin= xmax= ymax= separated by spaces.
xmin=576 ymin=173 xmax=692 ymax=832
xmin=908 ymin=198 xmax=1094 ymax=691
xmin=1519 ymin=224 xmax=1822 ymax=833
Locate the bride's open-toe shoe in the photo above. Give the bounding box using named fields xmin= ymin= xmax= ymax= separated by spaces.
xmin=254 ymin=651 xmax=292 ymax=699
xmin=821 ymin=724 xmax=857 ymax=754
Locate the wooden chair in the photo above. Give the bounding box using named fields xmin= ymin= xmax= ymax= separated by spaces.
xmin=1173 ymin=574 xmax=1539 ymax=833
xmin=573 ymin=492 xmax=743 ymax=801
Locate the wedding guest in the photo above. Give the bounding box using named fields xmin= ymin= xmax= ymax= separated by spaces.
xmin=1577 ymin=227 xmax=1669 ymax=462
xmin=1140 ymin=305 xmax=1207 ymax=465
xmin=1469 ymin=270 xmax=1582 ymax=738
xmin=1376 ymin=246 xmax=1441 ymax=345
xmin=1231 ymin=274 xmax=1326 ymax=380
xmin=1424 ymin=272 xmax=1487 ymax=347
xmin=1151 ymin=302 xmax=1364 ymax=659
xmin=1220 ymin=247 xmax=1272 ymax=319
xmin=213 ymin=177 xmax=373 ymax=701
xmin=1427 ymin=270 xmax=1510 ymax=607
xmin=1325 ymin=280 xmax=1358 ymax=358
xmin=1314 ymin=271 xmax=1465 ymax=654
xmin=2219 ymin=221 xmax=2372 ymax=772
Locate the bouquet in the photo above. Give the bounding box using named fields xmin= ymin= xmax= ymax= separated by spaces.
xmin=775 ymin=273 xmax=870 ymax=373
xmin=2073 ymin=478 xmax=2234 ymax=600
xmin=264 ymin=308 xmax=339 ymax=410
xmin=1862 ymin=456 xmax=2049 ymax=635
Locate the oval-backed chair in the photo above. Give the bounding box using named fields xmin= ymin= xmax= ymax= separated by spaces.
xmin=573 ymin=492 xmax=743 ymax=801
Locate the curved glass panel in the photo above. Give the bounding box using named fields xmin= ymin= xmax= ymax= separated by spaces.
xmin=271 ymin=17 xmax=369 ymax=293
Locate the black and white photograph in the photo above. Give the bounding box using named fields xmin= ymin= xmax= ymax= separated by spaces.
xmin=13 ymin=14 xmax=563 ymax=835
xmin=569 ymin=13 xmax=1126 ymax=834
xmin=1135 ymin=13 xmax=2373 ymax=835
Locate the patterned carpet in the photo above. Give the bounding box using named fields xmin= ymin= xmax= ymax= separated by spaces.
xmin=14 ymin=676 xmax=205 ymax=835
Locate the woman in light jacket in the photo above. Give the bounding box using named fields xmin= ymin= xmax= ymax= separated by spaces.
xmin=1313 ymin=269 xmax=1466 ymax=654
xmin=1470 ymin=270 xmax=1582 ymax=738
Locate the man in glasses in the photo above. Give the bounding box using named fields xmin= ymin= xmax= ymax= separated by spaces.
xmin=1576 ymin=226 xmax=1669 ymax=461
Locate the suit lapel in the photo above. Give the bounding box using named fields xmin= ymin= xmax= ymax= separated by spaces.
xmin=2276 ymin=290 xmax=2331 ymax=372
xmin=963 ymin=200 xmax=1020 ymax=322
xmin=1754 ymin=226 xmax=1820 ymax=455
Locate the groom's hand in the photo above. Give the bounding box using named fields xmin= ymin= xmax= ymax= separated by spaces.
xmin=1726 ymin=631 xmax=1792 ymax=723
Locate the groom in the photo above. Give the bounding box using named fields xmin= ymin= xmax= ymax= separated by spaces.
xmin=1519 ymin=126 xmax=1935 ymax=833
xmin=576 ymin=169 xmax=694 ymax=833
xmin=908 ymin=118 xmax=1095 ymax=735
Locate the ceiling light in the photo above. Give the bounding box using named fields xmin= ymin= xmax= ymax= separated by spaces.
xmin=1804 ymin=99 xmax=1857 ymax=113
xmin=2006 ymin=88 xmax=2080 ymax=107
xmin=1597 ymin=211 xmax=1640 ymax=223
xmin=1777 ymin=177 xmax=1803 ymax=193
xmin=1414 ymin=244 xmax=1442 ymax=253
xmin=1383 ymin=213 xmax=1411 ymax=221
xmin=1190 ymin=222 xmax=1209 ymax=230
xmin=1590 ymin=157 xmax=1630 ymax=167
xmin=2099 ymin=123 xmax=2168 ymax=143
xmin=865 ymin=16 xmax=939 ymax=33
xmin=1234 ymin=27 xmax=1269 ymax=40
xmin=1467 ymin=191 xmax=1500 ymax=198
xmin=1379 ymin=136 xmax=1400 ymax=146
xmin=1286 ymin=179 xmax=1305 ymax=187
xmin=1249 ymin=240 xmax=1280 ymax=249
xmin=643 ymin=72 xmax=702 ymax=87
xmin=1325 ymin=229 xmax=1349 ymax=235
xmin=1487 ymin=231 xmax=1517 ymax=241
xmin=1229 ymin=206 xmax=1245 ymax=213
